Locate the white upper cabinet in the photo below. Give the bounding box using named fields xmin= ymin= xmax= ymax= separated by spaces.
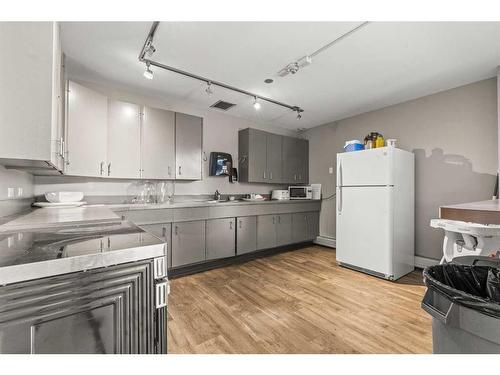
xmin=107 ymin=100 xmax=141 ymax=179
xmin=141 ymin=106 xmax=175 ymax=179
xmin=64 ymin=81 xmax=203 ymax=180
xmin=0 ymin=22 xmax=64 ymax=172
xmin=175 ymin=113 xmax=203 ymax=180
xmin=65 ymin=81 xmax=108 ymax=177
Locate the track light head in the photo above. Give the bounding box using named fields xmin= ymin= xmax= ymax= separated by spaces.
xmin=253 ymin=97 xmax=261 ymax=110
xmin=145 ymin=43 xmax=156 ymax=57
xmin=143 ymin=62 xmax=154 ymax=80
xmin=205 ymin=82 xmax=213 ymax=95
xmin=296 ymin=109 xmax=302 ymax=120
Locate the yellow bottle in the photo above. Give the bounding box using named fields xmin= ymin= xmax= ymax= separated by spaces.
xmin=375 ymin=134 xmax=385 ymax=148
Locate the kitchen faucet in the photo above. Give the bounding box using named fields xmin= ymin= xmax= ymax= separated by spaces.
xmin=214 ymin=190 xmax=222 ymax=201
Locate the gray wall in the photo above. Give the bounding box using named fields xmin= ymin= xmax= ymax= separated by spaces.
xmin=305 ymin=78 xmax=498 ymax=260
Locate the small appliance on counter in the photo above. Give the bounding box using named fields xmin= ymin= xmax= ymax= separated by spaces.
xmin=271 ymin=190 xmax=289 ymax=200
xmin=310 ymin=184 xmax=322 ymax=200
xmin=289 ymin=185 xmax=312 ymax=200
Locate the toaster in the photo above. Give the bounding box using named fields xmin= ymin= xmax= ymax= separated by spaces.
xmin=271 ymin=190 xmax=289 ymax=200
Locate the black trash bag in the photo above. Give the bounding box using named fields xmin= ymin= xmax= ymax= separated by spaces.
xmin=423 ymin=264 xmax=500 ymax=318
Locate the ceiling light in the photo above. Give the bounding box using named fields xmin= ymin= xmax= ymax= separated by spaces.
xmin=205 ymin=82 xmax=213 ymax=95
xmin=253 ymin=97 xmax=261 ymax=110
xmin=143 ymin=62 xmax=154 ymax=80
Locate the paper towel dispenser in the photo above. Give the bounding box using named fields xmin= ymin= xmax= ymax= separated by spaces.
xmin=209 ymin=152 xmax=233 ymax=176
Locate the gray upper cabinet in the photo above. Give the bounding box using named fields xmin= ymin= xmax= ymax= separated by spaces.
xmin=107 ymin=100 xmax=141 ymax=179
xmin=266 ymin=133 xmax=282 ymax=183
xmin=239 ymin=128 xmax=267 ymax=183
xmin=239 ymin=128 xmax=307 ymax=184
xmin=65 ymin=81 xmax=108 ymax=177
xmin=236 ymin=216 xmax=257 ymax=255
xmin=206 ymin=218 xmax=236 ymax=261
xmin=171 ymin=220 xmax=206 ymax=268
xmin=141 ymin=106 xmax=175 ymax=179
xmin=175 ymin=113 xmax=202 ymax=180
xmin=282 ymin=137 xmax=309 ymax=184
xmin=0 ymin=22 xmax=64 ymax=172
xmin=276 ymin=214 xmax=293 ymax=246
xmin=257 ymin=215 xmax=277 ymax=250
xmin=297 ymin=138 xmax=309 ymax=183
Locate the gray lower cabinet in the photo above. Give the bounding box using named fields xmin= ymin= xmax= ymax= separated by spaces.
xmin=171 ymin=220 xmax=206 ymax=267
xmin=257 ymin=215 xmax=277 ymax=250
xmin=236 ymin=216 xmax=257 ymax=255
xmin=292 ymin=211 xmax=320 ymax=242
xmin=276 ymin=214 xmax=293 ymax=246
xmin=206 ymin=218 xmax=236 ymax=261
xmin=306 ymin=211 xmax=320 ymax=240
xmin=140 ymin=223 xmax=172 ymax=268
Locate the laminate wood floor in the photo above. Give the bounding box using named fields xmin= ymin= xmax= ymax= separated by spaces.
xmin=167 ymin=246 xmax=432 ymax=354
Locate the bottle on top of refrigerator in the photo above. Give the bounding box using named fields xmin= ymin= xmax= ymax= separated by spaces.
xmin=375 ymin=134 xmax=385 ymax=148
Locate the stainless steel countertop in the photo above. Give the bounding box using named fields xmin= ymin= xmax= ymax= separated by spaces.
xmin=96 ymin=198 xmax=321 ymax=211
xmin=0 ymin=221 xmax=165 ymax=285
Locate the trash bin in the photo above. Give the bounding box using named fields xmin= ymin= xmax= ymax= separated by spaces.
xmin=422 ymin=257 xmax=500 ymax=353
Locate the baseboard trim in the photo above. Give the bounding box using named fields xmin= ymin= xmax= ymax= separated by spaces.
xmin=314 ymin=236 xmax=336 ymax=248
xmin=414 ymin=255 xmax=439 ymax=269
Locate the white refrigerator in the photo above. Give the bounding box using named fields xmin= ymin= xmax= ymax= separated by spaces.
xmin=336 ymin=147 xmax=414 ymax=280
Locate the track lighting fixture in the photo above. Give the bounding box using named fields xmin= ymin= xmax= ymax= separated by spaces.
xmin=139 ymin=22 xmax=304 ymax=116
xmin=205 ymin=81 xmax=213 ymax=95
xmin=253 ymin=97 xmax=261 ymax=110
xmin=296 ymin=110 xmax=302 ymax=120
xmin=143 ymin=62 xmax=154 ymax=80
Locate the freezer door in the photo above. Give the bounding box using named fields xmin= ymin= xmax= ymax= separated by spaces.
xmin=337 ymin=147 xmax=393 ymax=186
xmin=336 ymin=186 xmax=393 ymax=277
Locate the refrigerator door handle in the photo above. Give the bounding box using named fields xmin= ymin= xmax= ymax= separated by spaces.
xmin=338 ymin=187 xmax=342 ymax=213
xmin=338 ymin=161 xmax=343 ymax=213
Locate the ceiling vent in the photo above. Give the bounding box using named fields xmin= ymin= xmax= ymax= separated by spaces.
xmin=210 ymin=100 xmax=236 ymax=111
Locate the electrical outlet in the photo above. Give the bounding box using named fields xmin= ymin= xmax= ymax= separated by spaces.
xmin=7 ymin=187 xmax=15 ymax=198
xmin=17 ymin=187 xmax=23 ymax=197
xmin=328 ymin=167 xmax=334 ymax=174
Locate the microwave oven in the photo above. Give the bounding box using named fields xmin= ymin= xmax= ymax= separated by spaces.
xmin=288 ymin=186 xmax=312 ymax=200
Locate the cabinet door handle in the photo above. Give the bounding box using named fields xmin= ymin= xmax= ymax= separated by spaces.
xmin=107 ymin=163 xmax=111 ymax=176
xmin=162 ymin=226 xmax=167 ymax=238
xmin=263 ymin=171 xmax=266 ymax=179
xmin=100 ymin=162 xmax=104 ymax=175
xmin=299 ymin=174 xmax=302 ymax=181
xmin=272 ymin=216 xmax=275 ymax=225
xmin=168 ymin=166 xmax=171 ymax=176
xmin=294 ymin=174 xmax=297 ymax=181
xmin=270 ymin=171 xmax=273 ymax=180
xmin=178 ymin=166 xmax=182 ymax=175
xmin=230 ymin=221 xmax=233 ymax=230
xmin=174 ymin=226 xmax=178 ymax=235
xmin=239 ymin=220 xmax=242 ymax=229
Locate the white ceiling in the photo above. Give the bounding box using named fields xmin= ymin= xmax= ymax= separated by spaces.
xmin=61 ymin=22 xmax=500 ymax=130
